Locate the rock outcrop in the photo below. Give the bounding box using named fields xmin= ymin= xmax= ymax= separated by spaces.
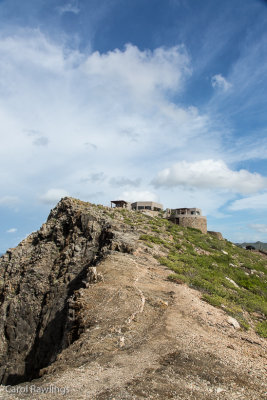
xmin=0 ymin=198 xmax=135 ymax=385
xmin=208 ymin=231 xmax=224 ymax=240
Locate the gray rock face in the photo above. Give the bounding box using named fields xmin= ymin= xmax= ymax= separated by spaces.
xmin=0 ymin=198 xmax=135 ymax=385
xmin=208 ymin=231 xmax=224 ymax=240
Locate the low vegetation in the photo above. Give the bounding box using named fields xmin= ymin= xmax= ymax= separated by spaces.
xmin=97 ymin=206 xmax=267 ymax=337
xmin=255 ymin=320 xmax=267 ymax=338
xmin=160 ymin=230 xmax=266 ymax=333
xmin=134 ymin=213 xmax=266 ymax=337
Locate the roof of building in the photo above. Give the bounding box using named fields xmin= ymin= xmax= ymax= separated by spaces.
xmin=111 ymin=200 xmax=129 ymax=204
xmin=172 ymin=207 xmax=201 ymax=210
xmin=131 ymin=201 xmax=163 ymax=206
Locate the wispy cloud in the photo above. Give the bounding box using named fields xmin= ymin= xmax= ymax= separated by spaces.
xmin=207 ymin=30 xmax=267 ymax=131
xmin=0 ymin=196 xmax=19 ymax=205
xmin=33 ymin=136 xmax=49 ymax=146
xmin=57 ymin=2 xmax=80 ymax=15
xmin=229 ymin=192 xmax=267 ymax=210
xmin=109 ymin=177 xmax=141 ymax=187
xmin=121 ymin=190 xmax=159 ymax=203
xmin=211 ymin=74 xmax=232 ymax=92
xmin=39 ymin=188 xmax=70 ymax=204
xmin=249 ymin=223 xmax=267 ymax=234
xmin=6 ymin=228 xmax=17 ymax=233
xmin=84 ymin=142 xmax=98 ymax=150
xmin=81 ymin=172 xmax=106 ymax=183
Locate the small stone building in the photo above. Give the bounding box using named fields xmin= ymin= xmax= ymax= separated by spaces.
xmin=110 ymin=200 xmax=131 ymax=209
xmin=166 ymin=208 xmax=207 ymax=234
xmin=110 ymin=200 xmax=163 ymax=213
xmin=131 ymin=201 xmax=163 ymax=211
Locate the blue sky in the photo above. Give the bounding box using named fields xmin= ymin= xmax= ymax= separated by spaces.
xmin=0 ymin=0 xmax=267 ymax=252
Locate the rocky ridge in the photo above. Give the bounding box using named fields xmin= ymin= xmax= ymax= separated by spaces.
xmin=0 ymin=197 xmax=266 ymax=399
xmin=0 ymin=198 xmax=135 ymax=385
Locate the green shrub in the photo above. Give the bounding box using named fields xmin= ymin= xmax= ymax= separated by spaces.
xmin=167 ymin=274 xmax=188 ymax=284
xmin=202 ymin=294 xmax=224 ymax=307
xmin=255 ymin=321 xmax=267 ymax=338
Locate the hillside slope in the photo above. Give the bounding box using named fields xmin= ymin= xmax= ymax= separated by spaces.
xmin=0 ymin=198 xmax=266 ymax=399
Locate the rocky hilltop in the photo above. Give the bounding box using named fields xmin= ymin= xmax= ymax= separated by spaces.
xmin=0 ymin=197 xmax=266 ymax=400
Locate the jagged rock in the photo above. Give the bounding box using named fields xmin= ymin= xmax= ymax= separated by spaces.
xmin=225 ymin=277 xmax=239 ymax=288
xmin=229 ymin=263 xmax=238 ymax=268
xmin=0 ymin=198 xmax=135 ymax=385
xmin=227 ymin=316 xmax=240 ymax=329
xmin=208 ymin=231 xmax=224 ymax=240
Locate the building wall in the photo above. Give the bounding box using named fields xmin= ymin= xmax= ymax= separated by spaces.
xmin=170 ymin=215 xmax=207 ymax=234
xmin=171 ymin=208 xmax=202 ymax=216
xmin=131 ymin=201 xmax=163 ymax=211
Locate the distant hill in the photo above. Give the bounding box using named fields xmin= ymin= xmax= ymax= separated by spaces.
xmin=236 ymin=241 xmax=267 ymax=250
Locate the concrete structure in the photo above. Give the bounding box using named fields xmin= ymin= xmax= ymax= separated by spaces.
xmin=166 ymin=208 xmax=207 ymax=234
xmin=111 ymin=200 xmax=131 ymax=209
xmin=131 ymin=201 xmax=163 ymax=212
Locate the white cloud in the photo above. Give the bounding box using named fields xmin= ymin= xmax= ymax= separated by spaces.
xmin=229 ymin=192 xmax=267 ymax=210
xmin=0 ymin=196 xmax=19 ymax=205
xmin=0 ymin=31 xmax=203 ymax=202
xmin=39 ymin=189 xmax=70 ymax=204
xmin=121 ymin=190 xmax=159 ymax=203
xmin=249 ymin=224 xmax=267 ymax=234
xmin=57 ymin=2 xmax=80 ymax=15
xmin=0 ymin=29 xmax=261 ymax=226
xmin=153 ymin=159 xmax=267 ymax=195
xmin=6 ymin=228 xmax=17 ymax=233
xmin=211 ymin=74 xmax=232 ymax=91
xmin=82 ymin=44 xmax=191 ymax=98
